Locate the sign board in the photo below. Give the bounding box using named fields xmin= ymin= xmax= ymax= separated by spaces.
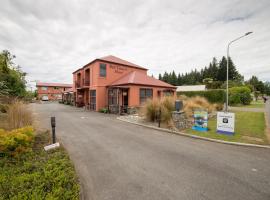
xmin=44 ymin=142 xmax=60 ymax=151
xmin=192 ymin=110 xmax=208 ymax=132
xmin=217 ymin=112 xmax=235 ymax=135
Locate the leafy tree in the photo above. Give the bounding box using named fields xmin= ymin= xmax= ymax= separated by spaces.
xmin=264 ymin=82 xmax=270 ymax=95
xmin=0 ymin=50 xmax=27 ymax=97
xmin=247 ymin=76 xmax=264 ymax=93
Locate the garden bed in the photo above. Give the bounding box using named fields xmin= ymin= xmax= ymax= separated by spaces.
xmin=0 ymin=131 xmax=80 ymax=199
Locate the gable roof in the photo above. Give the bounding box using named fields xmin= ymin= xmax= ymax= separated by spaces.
xmin=109 ymin=71 xmax=176 ymax=88
xmin=36 ymin=82 xmax=72 ymax=88
xmin=73 ymin=55 xmax=147 ymax=73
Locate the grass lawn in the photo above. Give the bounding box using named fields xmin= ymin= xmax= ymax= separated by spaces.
xmin=231 ymin=100 xmax=265 ymax=108
xmin=186 ymin=111 xmax=268 ymax=145
xmin=0 ymin=132 xmax=80 ymax=199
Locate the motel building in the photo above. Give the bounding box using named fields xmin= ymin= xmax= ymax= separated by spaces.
xmin=73 ymin=55 xmax=176 ymax=113
xmin=36 ymin=82 xmax=72 ymax=101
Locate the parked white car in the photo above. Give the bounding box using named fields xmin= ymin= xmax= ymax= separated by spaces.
xmin=42 ymin=95 xmax=49 ymax=101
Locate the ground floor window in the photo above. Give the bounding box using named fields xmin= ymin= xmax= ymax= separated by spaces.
xmin=140 ymin=88 xmax=153 ymax=104
xmin=90 ymin=90 xmax=96 ymax=110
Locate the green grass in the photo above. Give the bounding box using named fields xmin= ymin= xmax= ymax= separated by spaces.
xmin=0 ymin=132 xmax=80 ymax=200
xmin=231 ymin=100 xmax=265 ymax=108
xmin=186 ymin=111 xmax=268 ymax=145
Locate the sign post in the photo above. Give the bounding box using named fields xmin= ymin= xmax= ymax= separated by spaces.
xmin=216 ymin=112 xmax=235 ymax=135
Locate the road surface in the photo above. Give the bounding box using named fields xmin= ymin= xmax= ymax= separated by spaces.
xmin=32 ymin=102 xmax=270 ymax=200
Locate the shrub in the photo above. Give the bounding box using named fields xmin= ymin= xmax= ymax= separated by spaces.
xmin=141 ymin=97 xmax=175 ymax=124
xmin=7 ymin=100 xmax=33 ymax=129
xmin=0 ymin=126 xmax=34 ymax=157
xmin=160 ymin=97 xmax=175 ymax=123
xmin=99 ymin=107 xmax=108 ymax=113
xmin=0 ymin=104 xmax=8 ymax=113
xmin=229 ymin=86 xmax=252 ymax=105
xmin=142 ymin=98 xmax=160 ymax=122
xmin=177 ymin=89 xmax=225 ymax=103
xmin=0 ymin=132 xmax=80 ymax=199
xmin=178 ymin=96 xmax=216 ymax=118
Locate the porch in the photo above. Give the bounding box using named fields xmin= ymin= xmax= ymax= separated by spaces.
xmin=108 ymin=86 xmax=130 ymax=114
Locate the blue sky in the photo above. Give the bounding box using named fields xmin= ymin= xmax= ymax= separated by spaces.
xmin=0 ymin=0 xmax=270 ymax=88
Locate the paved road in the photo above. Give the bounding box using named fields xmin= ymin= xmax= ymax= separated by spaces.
xmin=32 ymin=102 xmax=270 ymax=200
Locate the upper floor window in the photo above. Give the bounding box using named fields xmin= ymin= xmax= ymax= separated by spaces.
xmin=41 ymin=86 xmax=48 ymax=90
xmin=54 ymin=87 xmax=59 ymax=90
xmin=140 ymin=88 xmax=153 ymax=104
xmin=100 ymin=63 xmax=106 ymax=77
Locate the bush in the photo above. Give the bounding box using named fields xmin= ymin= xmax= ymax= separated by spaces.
xmin=178 ymin=96 xmax=217 ymax=118
xmin=7 ymin=100 xmax=33 ymax=129
xmin=177 ymin=89 xmax=225 ymax=103
xmin=229 ymin=86 xmax=252 ymax=105
xmin=0 ymin=132 xmax=80 ymax=199
xmin=99 ymin=107 xmax=108 ymax=113
xmin=0 ymin=126 xmax=34 ymax=157
xmin=141 ymin=97 xmax=175 ymax=124
xmin=142 ymin=98 xmax=160 ymax=122
xmin=0 ymin=103 xmax=8 ymax=113
xmin=160 ymin=97 xmax=175 ymax=123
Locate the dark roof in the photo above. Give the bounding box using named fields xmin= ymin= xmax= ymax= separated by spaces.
xmin=109 ymin=71 xmax=176 ymax=88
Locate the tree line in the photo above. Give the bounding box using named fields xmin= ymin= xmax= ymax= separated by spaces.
xmin=158 ymin=56 xmax=270 ymax=95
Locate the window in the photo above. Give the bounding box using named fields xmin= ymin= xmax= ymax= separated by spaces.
xmin=54 ymin=87 xmax=59 ymax=90
xmin=41 ymin=86 xmax=48 ymax=90
xmin=100 ymin=63 xmax=106 ymax=77
xmin=140 ymin=88 xmax=153 ymax=104
xmin=90 ymin=90 xmax=96 ymax=110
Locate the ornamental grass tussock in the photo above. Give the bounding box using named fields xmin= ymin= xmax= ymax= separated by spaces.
xmin=7 ymin=100 xmax=33 ymax=130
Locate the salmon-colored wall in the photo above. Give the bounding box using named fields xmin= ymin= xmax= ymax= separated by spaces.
xmin=37 ymin=86 xmax=71 ymax=100
xmin=128 ymin=85 xmax=176 ymax=107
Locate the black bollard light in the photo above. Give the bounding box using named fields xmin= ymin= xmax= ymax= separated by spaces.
xmin=51 ymin=116 xmax=56 ymax=144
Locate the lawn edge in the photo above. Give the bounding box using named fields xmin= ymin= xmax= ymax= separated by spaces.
xmin=117 ymin=117 xmax=270 ymax=149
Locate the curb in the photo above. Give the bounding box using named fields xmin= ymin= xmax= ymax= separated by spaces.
xmin=117 ymin=117 xmax=270 ymax=149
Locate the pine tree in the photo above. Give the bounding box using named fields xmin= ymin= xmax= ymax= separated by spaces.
xmin=158 ymin=73 xmax=162 ymax=80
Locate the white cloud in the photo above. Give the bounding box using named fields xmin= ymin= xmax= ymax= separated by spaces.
xmin=0 ymin=0 xmax=270 ymax=89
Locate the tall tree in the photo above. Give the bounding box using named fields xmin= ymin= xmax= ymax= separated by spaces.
xmin=0 ymin=50 xmax=27 ymax=97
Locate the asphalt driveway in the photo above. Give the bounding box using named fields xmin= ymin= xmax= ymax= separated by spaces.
xmin=32 ymin=102 xmax=270 ymax=200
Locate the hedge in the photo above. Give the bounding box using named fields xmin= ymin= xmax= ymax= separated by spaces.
xmin=177 ymin=89 xmax=225 ymax=103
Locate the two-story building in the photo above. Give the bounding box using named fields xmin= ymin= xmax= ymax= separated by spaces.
xmin=73 ymin=55 xmax=176 ymax=113
xmin=36 ymin=82 xmax=72 ymax=101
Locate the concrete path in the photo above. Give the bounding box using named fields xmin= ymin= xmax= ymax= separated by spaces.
xmin=229 ymin=106 xmax=265 ymax=112
xmin=32 ymin=102 xmax=270 ymax=200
